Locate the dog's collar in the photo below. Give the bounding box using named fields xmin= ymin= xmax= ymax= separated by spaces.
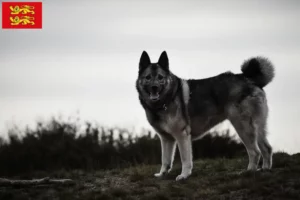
xmin=163 ymin=104 xmax=167 ymax=111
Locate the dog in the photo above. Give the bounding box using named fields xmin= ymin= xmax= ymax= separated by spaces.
xmin=136 ymin=51 xmax=274 ymax=181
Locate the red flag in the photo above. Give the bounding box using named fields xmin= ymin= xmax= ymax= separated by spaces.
xmin=2 ymin=2 xmax=42 ymax=29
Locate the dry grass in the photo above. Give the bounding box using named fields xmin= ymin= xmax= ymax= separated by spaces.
xmin=1 ymin=152 xmax=300 ymax=200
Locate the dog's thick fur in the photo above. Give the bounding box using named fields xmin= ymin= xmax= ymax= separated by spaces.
xmin=136 ymin=51 xmax=275 ymax=181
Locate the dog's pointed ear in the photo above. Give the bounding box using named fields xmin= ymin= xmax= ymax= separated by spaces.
xmin=158 ymin=51 xmax=169 ymax=71
xmin=139 ymin=51 xmax=151 ymax=74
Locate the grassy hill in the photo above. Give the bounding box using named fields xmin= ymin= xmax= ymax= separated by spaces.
xmin=1 ymin=152 xmax=300 ymax=200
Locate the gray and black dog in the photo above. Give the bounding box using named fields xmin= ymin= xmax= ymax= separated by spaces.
xmin=136 ymin=51 xmax=275 ymax=181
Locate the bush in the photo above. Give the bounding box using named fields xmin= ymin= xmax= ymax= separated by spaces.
xmin=0 ymin=118 xmax=246 ymax=176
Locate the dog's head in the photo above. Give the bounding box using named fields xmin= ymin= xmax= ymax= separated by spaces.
xmin=136 ymin=51 xmax=176 ymax=106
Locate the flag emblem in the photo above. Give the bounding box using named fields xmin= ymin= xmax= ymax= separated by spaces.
xmin=2 ymin=2 xmax=42 ymax=29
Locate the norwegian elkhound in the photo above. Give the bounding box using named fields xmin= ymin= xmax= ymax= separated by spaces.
xmin=136 ymin=51 xmax=274 ymax=181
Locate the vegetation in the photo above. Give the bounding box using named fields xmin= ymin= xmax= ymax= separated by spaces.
xmin=0 ymin=153 xmax=300 ymax=200
xmin=0 ymin=118 xmax=245 ymax=176
xmin=0 ymin=118 xmax=299 ymax=199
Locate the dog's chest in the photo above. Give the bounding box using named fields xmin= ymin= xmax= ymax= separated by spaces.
xmin=155 ymin=103 xmax=186 ymax=134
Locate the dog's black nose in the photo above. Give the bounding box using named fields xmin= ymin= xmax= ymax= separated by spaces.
xmin=151 ymin=86 xmax=159 ymax=92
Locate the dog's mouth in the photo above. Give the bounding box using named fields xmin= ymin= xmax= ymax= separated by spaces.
xmin=149 ymin=92 xmax=160 ymax=102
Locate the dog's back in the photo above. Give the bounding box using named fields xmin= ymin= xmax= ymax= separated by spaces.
xmin=187 ymin=57 xmax=274 ymax=133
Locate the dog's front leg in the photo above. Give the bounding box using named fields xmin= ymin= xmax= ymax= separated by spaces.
xmin=154 ymin=135 xmax=176 ymax=178
xmin=174 ymin=128 xmax=193 ymax=181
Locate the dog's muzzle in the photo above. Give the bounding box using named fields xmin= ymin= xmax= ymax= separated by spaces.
xmin=150 ymin=85 xmax=160 ymax=101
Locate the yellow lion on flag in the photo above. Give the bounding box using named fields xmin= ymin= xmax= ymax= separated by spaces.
xmin=10 ymin=5 xmax=35 ymax=15
xmin=10 ymin=16 xmax=35 ymax=25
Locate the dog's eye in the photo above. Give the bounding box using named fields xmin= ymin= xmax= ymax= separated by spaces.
xmin=145 ymin=75 xmax=151 ymax=80
xmin=158 ymin=74 xmax=164 ymax=80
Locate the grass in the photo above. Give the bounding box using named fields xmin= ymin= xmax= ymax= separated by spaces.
xmin=0 ymin=152 xmax=300 ymax=200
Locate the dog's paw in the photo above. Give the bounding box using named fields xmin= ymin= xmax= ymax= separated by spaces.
xmin=175 ymin=174 xmax=189 ymax=181
xmin=154 ymin=172 xmax=165 ymax=178
xmin=154 ymin=168 xmax=172 ymax=178
xmin=256 ymin=168 xmax=264 ymax=172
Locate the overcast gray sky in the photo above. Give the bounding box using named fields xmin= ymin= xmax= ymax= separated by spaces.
xmin=0 ymin=0 xmax=300 ymax=153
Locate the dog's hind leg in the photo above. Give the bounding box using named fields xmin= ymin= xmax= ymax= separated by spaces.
xmin=154 ymin=135 xmax=176 ymax=177
xmin=230 ymin=118 xmax=261 ymax=171
xmin=257 ymin=127 xmax=273 ymax=170
xmin=229 ymin=105 xmax=262 ymax=171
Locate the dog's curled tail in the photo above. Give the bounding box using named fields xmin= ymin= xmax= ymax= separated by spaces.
xmin=241 ymin=56 xmax=275 ymax=88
